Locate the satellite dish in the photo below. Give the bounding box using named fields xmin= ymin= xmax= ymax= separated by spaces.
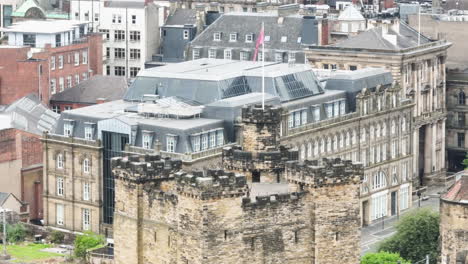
xmin=27 ymin=50 xmax=33 ymax=59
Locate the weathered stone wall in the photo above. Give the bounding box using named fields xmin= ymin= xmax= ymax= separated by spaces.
xmin=440 ymin=199 xmax=468 ymax=264
xmin=241 ymin=105 xmax=282 ymax=153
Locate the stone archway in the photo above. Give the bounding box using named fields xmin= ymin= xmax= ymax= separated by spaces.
xmin=25 ymin=7 xmax=46 ymax=19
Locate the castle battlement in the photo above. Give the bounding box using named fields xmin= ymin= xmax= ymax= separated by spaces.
xmin=223 ymin=145 xmax=298 ymax=163
xmin=241 ymin=104 xmax=282 ymax=124
xmin=285 ymin=158 xmax=363 ymax=187
xmin=175 ymin=169 xmax=248 ymax=200
xmin=112 ymin=154 xmax=183 ymax=183
xmin=241 ymin=191 xmax=308 ymax=208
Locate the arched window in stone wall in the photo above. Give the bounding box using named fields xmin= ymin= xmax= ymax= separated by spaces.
xmin=401 ymin=116 xmax=406 ymax=132
xmin=372 ymin=171 xmax=387 ymax=190
xmin=352 ymin=129 xmax=356 ymax=145
xmin=361 ymin=127 xmax=366 ymax=142
xmin=345 ymin=131 xmax=350 ymax=146
xmin=459 ymin=91 xmax=466 ymax=105
xmin=376 ymin=124 xmax=380 ymax=138
xmin=56 ymin=153 xmax=64 ymax=169
xmin=370 ymin=125 xmax=374 ymax=140
xmin=327 ymin=137 xmax=332 ymax=153
xmin=307 ymin=142 xmax=312 ymax=158
xmin=382 ymin=121 xmax=387 ymax=137
xmin=340 ymin=132 xmax=344 ymax=148
xmin=314 ymin=140 xmax=319 ymax=156
xmin=333 ymin=135 xmax=338 ymax=151
xmin=391 ymin=119 xmax=396 ymax=135
xmin=320 ymin=138 xmax=325 ymax=153
xmin=300 ymin=144 xmax=306 ymax=160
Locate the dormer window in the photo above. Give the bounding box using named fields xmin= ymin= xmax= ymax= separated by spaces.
xmin=142 ymin=131 xmax=154 ymax=149
xmin=213 ymin=32 xmax=221 ymax=41
xmin=84 ymin=123 xmax=95 ymax=140
xmin=281 ymin=36 xmax=287 ymax=42
xmin=264 ymin=36 xmax=270 ymax=42
xmin=245 ymin=34 xmax=253 ymax=43
xmin=229 ymin=33 xmax=237 ymax=42
xmin=64 ymin=120 xmax=75 ymax=137
xmin=166 ymin=135 xmax=178 ymax=153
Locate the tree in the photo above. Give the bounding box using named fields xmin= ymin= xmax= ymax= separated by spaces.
xmin=49 ymin=230 xmax=65 ymax=244
xmin=74 ymin=231 xmax=105 ymax=258
xmin=379 ymin=209 xmax=439 ymax=264
xmin=6 ymin=223 xmax=27 ymax=243
xmin=361 ymin=252 xmax=411 ymax=264
xmin=462 ymin=152 xmax=468 ymax=169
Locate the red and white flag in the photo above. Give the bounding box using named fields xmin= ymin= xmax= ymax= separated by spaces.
xmin=252 ymin=24 xmax=264 ymax=62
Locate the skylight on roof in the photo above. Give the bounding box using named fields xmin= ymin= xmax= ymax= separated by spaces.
xmin=265 ymin=36 xmax=270 ymax=42
xmin=281 ymin=36 xmax=287 ymax=42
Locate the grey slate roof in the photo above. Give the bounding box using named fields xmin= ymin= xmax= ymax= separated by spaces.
xmin=0 ymin=94 xmax=59 ymax=135
xmin=333 ymin=22 xmax=431 ymax=50
xmin=165 ymin=9 xmax=197 ymax=26
xmin=190 ymin=12 xmax=319 ymax=50
xmin=50 ymin=75 xmax=128 ymax=104
xmin=103 ymin=0 xmax=146 ymax=9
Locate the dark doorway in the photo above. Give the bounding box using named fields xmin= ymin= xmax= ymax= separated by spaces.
xmin=391 ymin=191 xmax=397 ymax=216
xmin=362 ymin=201 xmax=369 ymax=226
xmin=418 ymin=126 xmax=426 ymax=186
xmin=102 ymin=131 xmax=129 ymax=225
xmin=252 ymin=170 xmax=261 ymax=182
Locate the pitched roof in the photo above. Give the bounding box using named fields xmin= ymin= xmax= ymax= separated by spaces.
xmin=0 ymin=94 xmax=59 ymax=135
xmin=443 ymin=175 xmax=468 ymax=204
xmin=190 ymin=12 xmax=319 ymax=50
xmin=338 ymin=5 xmax=365 ymax=21
xmin=165 ymin=9 xmax=197 ymax=26
xmin=50 ymin=75 xmax=128 ymax=104
xmin=333 ymin=21 xmax=431 ymax=50
xmin=0 ymin=192 xmax=9 ymax=205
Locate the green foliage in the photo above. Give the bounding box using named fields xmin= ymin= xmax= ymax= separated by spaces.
xmin=50 ymin=230 xmax=65 ymax=244
xmin=6 ymin=223 xmax=27 ymax=243
xmin=74 ymin=231 xmax=105 ymax=258
xmin=462 ymin=152 xmax=468 ymax=169
xmin=7 ymin=243 xmax=64 ymax=262
xmin=378 ymin=209 xmax=440 ymax=264
xmin=361 ymin=252 xmax=411 ymax=264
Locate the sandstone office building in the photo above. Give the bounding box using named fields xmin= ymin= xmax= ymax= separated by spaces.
xmin=43 ymin=58 xmax=417 ymax=235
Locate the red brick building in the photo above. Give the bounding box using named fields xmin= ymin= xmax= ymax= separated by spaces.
xmin=0 ymin=20 xmax=103 ymax=106
xmin=0 ymin=94 xmax=59 ymax=221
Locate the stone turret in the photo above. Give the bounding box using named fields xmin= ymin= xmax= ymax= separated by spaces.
xmin=224 ymin=104 xmax=298 ymax=183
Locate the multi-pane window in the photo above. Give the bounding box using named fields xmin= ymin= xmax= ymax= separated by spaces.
xmin=115 ymin=66 xmax=126 ymax=76
xmin=64 ymin=122 xmax=73 ymax=137
xmin=130 ymin=31 xmax=141 ymax=41
xmin=74 ymin=52 xmax=79 ymax=66
xmin=115 ymin=30 xmax=125 ymax=41
xmin=67 ymin=76 xmax=72 ymax=88
xmin=392 ymin=166 xmax=398 ymax=185
xmin=82 ymin=72 xmax=88 ymax=81
xmin=50 ymin=79 xmax=57 ymax=94
xmin=372 ymin=171 xmax=387 ymax=190
xmin=288 ymin=52 xmax=296 ymax=62
xmin=83 ymin=182 xmax=90 ymax=201
xmin=217 ymin=130 xmax=224 ymax=146
xmin=106 ymin=47 xmax=111 ymax=59
xmin=100 ymin=29 xmax=110 ymax=40
xmin=213 ymin=32 xmax=221 ymax=41
xmin=333 ymin=101 xmax=340 ymax=117
xmin=83 ymin=158 xmax=90 ymax=174
xmin=275 ymin=52 xmax=283 ymax=62
xmin=131 ymin=15 xmax=136 ymax=24
xmin=245 ymin=34 xmax=253 ymax=42
xmin=208 ymin=49 xmax=217 ymax=59
xmin=59 ymin=77 xmax=64 ymax=92
xmin=85 ymin=125 xmax=93 ymax=140
xmin=50 ymin=56 xmax=56 ymax=70
xmin=106 ymin=65 xmax=111 ymax=75
xmin=130 ymin=49 xmax=140 ymax=60
xmin=115 ymin=48 xmax=125 ymax=59
xmin=372 ymin=191 xmax=387 ymax=220
xmin=224 ymin=49 xmax=232 ymax=60
xmin=193 ymin=49 xmax=200 ymax=60
xmin=402 ymin=162 xmax=408 ymax=182
xmin=183 ymin=30 xmax=189 ymax=40
xmin=301 ymin=110 xmax=307 ymax=125
xmin=209 ymin=132 xmax=216 ymax=148
xmin=142 ymin=133 xmax=152 ymax=149
xmin=391 ymin=139 xmax=398 ymax=158
xmin=201 ymin=134 xmax=208 ymax=150
xmin=56 ymin=204 xmax=64 ymax=225
xmin=82 ymin=51 xmax=88 ymax=64
xmin=400 ymin=185 xmax=409 ymax=210
xmin=240 ymin=51 xmax=249 ymax=61
xmin=339 ymin=100 xmax=346 ymax=115
xmin=458 ymin=132 xmax=465 ymax=148
xmin=58 ymin=55 xmax=63 ymax=69
xmin=75 ymin=74 xmax=80 ymax=85
xmin=313 ymin=107 xmax=320 ymax=122
xmin=130 ymin=67 xmax=140 ymax=78
xmin=82 ymin=209 xmax=90 ymax=230
xmin=192 ymin=135 xmax=201 ymax=152
xmin=229 ymin=33 xmax=237 ymax=42
xmin=57 ymin=176 xmax=64 ymax=196
xmin=94 ymin=13 xmax=99 ymax=22
xmin=459 ymin=91 xmax=466 ymax=105
xmin=167 ymin=136 xmax=176 ymax=153
xmin=382 ymin=143 xmax=387 ymax=161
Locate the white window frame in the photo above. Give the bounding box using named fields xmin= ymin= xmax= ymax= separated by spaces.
xmin=193 ymin=49 xmax=200 ymax=60
xmin=82 ymin=50 xmax=88 ymax=64
xmin=167 ymin=136 xmax=176 ymax=153
xmin=313 ymin=107 xmax=320 ymax=122
xmin=301 ymin=110 xmax=307 ymax=125
xmin=183 ymin=30 xmax=189 ymax=40
xmin=142 ymin=133 xmax=152 ymax=149
xmin=67 ymin=76 xmax=72 ymax=88
xmin=209 ymin=132 xmax=216 ymax=148
xmin=229 ymin=33 xmax=237 ymax=42
xmin=240 ymin=51 xmax=249 ymax=61
xmin=82 ymin=208 xmax=90 ymax=231
xmin=224 ymin=49 xmax=232 ymax=60
xmin=57 ymin=154 xmax=64 ymax=169
xmin=74 ymin=52 xmax=79 ymax=66
xmin=56 ymin=204 xmax=64 ymax=225
xmin=50 ymin=79 xmax=56 ymax=94
xmin=192 ymin=135 xmax=201 ymax=152
xmin=213 ymin=32 xmax=221 ymax=41
xmin=64 ymin=122 xmax=73 ymax=137
xmin=83 ymin=158 xmax=90 ymax=174
xmin=201 ymin=134 xmax=208 ymax=150
xmin=245 ymin=34 xmax=253 ymax=43
xmin=58 ymin=55 xmax=63 ymax=69
xmin=83 ymin=182 xmax=90 ymax=201
xmin=216 ymin=130 xmax=224 ymax=146
xmin=59 ymin=77 xmax=64 ymax=92
xmin=208 ymin=49 xmax=217 ymax=59
xmin=57 ymin=176 xmax=64 ymax=196
xmin=51 ymin=56 xmax=56 ymax=70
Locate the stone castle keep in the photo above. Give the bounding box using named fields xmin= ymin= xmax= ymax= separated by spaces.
xmin=111 ymin=105 xmax=364 ymax=264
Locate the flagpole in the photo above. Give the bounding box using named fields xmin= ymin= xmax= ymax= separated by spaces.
xmin=262 ymin=21 xmax=265 ymax=110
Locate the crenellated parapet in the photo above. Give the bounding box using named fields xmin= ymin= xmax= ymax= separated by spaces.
xmin=285 ymin=158 xmax=363 ymax=187
xmin=241 ymin=191 xmax=307 ymax=209
xmin=175 ymin=169 xmax=248 ymax=200
xmin=223 ymin=144 xmax=298 ymax=171
xmin=241 ymin=104 xmax=283 ymax=125
xmin=112 ymin=154 xmax=183 ymax=183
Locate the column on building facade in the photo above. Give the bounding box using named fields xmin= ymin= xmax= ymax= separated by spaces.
xmin=424 ymin=124 xmax=433 ymax=174
xmin=413 ymin=127 xmax=420 ymax=184
xmin=432 ymin=122 xmax=437 ymax=172
xmin=441 ymin=119 xmax=446 ymax=171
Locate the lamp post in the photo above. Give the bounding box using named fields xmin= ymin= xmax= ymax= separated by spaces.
xmin=0 ymin=207 xmax=10 ymax=260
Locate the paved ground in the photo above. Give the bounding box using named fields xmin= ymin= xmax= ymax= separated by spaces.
xmin=360 ymin=187 xmax=444 ymax=256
